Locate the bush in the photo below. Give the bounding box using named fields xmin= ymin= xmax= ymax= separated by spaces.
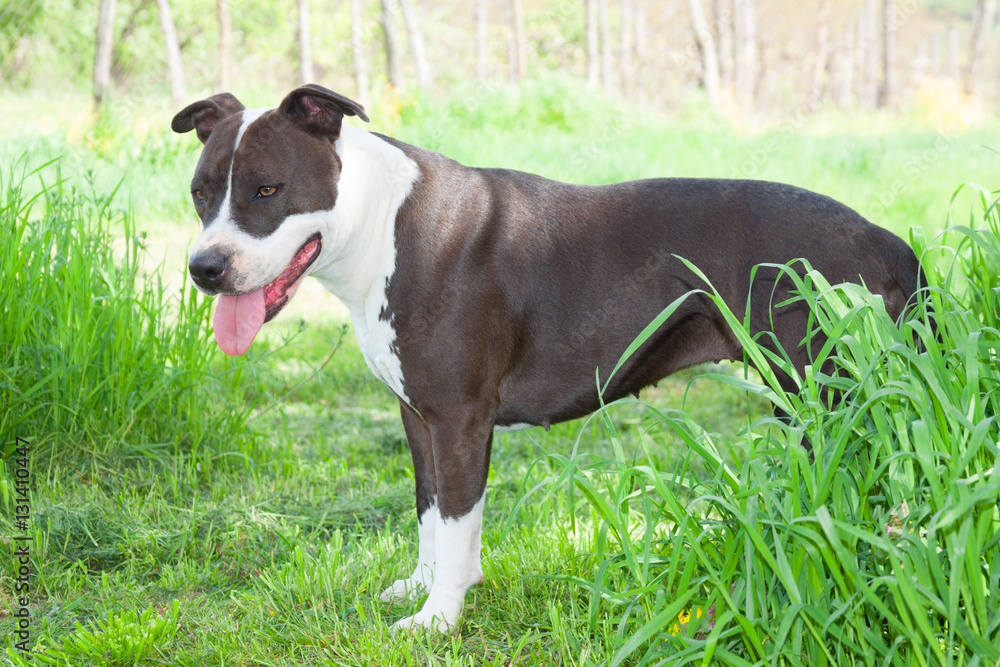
xmin=0 ymin=159 xmax=253 ymax=458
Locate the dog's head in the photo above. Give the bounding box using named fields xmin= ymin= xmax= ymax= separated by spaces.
xmin=172 ymin=85 xmax=369 ymax=355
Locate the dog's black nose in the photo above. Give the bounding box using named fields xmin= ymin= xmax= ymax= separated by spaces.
xmin=189 ymin=250 xmax=229 ymax=289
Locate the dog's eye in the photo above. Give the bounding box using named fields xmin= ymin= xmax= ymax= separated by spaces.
xmin=192 ymin=189 xmax=205 ymax=202
xmin=257 ymin=186 xmax=277 ymax=198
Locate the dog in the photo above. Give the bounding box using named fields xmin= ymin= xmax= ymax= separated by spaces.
xmin=172 ymin=84 xmax=923 ymax=632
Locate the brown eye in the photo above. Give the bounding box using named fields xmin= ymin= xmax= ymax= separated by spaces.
xmin=258 ymin=186 xmax=277 ymax=197
xmin=193 ymin=189 xmax=205 ymax=201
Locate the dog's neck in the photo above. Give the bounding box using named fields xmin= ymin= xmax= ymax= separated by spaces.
xmin=310 ymin=124 xmax=420 ymax=314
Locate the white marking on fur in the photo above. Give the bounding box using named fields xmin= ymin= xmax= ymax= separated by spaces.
xmin=394 ymin=493 xmax=485 ymax=632
xmin=309 ymin=125 xmax=420 ymax=404
xmin=493 ymin=422 xmax=534 ymax=433
xmin=380 ymin=501 xmax=438 ymax=602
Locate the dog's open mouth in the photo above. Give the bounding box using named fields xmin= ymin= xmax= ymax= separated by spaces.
xmin=213 ymin=233 xmax=322 ymax=356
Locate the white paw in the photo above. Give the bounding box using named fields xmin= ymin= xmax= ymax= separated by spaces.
xmin=379 ymin=577 xmax=428 ymax=604
xmin=390 ymin=584 xmax=466 ymax=633
xmin=391 ymin=608 xmax=455 ymax=634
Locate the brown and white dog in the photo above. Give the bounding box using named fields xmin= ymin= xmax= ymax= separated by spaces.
xmin=172 ymin=84 xmax=923 ymax=632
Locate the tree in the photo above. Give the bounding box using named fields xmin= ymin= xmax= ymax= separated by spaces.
xmin=351 ymin=0 xmax=370 ymax=106
xmin=586 ymin=0 xmax=599 ymax=85
xmin=381 ymin=0 xmax=403 ymax=88
xmin=877 ymin=0 xmax=896 ymax=108
xmin=733 ymin=0 xmax=756 ymax=113
xmin=94 ymin=0 xmax=117 ymax=108
xmin=507 ymin=0 xmax=526 ymax=83
xmin=713 ymin=0 xmax=733 ymax=93
xmin=476 ymin=0 xmax=488 ymax=81
xmin=809 ymin=0 xmax=831 ymax=109
xmin=398 ymin=0 xmax=432 ymax=88
xmin=155 ymin=0 xmax=186 ymax=106
xmin=621 ymin=0 xmax=635 ymax=98
xmin=966 ymin=0 xmax=997 ymax=95
xmin=859 ymin=0 xmax=877 ymax=106
xmin=598 ymin=0 xmax=612 ymax=90
xmin=948 ymin=22 xmax=960 ymax=81
xmin=296 ymin=0 xmax=314 ymax=85
xmin=688 ymin=0 xmax=720 ymax=111
xmin=216 ymin=0 xmax=232 ymax=91
xmin=836 ymin=22 xmax=855 ymax=106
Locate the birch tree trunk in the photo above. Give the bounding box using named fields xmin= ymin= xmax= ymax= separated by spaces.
xmin=351 ymin=0 xmax=370 ymax=106
xmin=586 ymin=0 xmax=599 ymax=85
xmin=620 ymin=0 xmax=635 ymax=98
xmin=507 ymin=0 xmax=526 ymax=83
xmin=809 ymin=0 xmax=831 ymax=109
xmin=733 ymin=0 xmax=756 ymax=113
xmin=476 ymin=0 xmax=488 ymax=82
xmin=966 ymin=0 xmax=997 ymax=95
xmin=688 ymin=0 xmax=720 ymax=111
xmin=155 ymin=0 xmax=186 ymax=107
xmin=837 ymin=23 xmax=855 ymax=107
xmin=398 ymin=0 xmax=431 ymax=88
xmin=94 ymin=0 xmax=117 ymax=108
xmin=598 ymin=0 xmax=612 ymax=90
xmin=381 ymin=0 xmax=403 ymax=88
xmin=948 ymin=22 xmax=960 ymax=81
xmin=714 ymin=0 xmax=733 ymax=94
xmin=296 ymin=0 xmax=314 ymax=84
xmin=860 ymin=0 xmax=877 ymax=106
xmin=877 ymin=0 xmax=896 ymax=108
xmin=216 ymin=0 xmax=232 ymax=91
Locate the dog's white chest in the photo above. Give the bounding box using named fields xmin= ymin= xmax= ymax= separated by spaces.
xmin=352 ymin=301 xmax=409 ymax=404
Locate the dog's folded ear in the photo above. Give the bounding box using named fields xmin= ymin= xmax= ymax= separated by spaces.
xmin=171 ymin=93 xmax=246 ymax=144
xmin=278 ymin=84 xmax=370 ymax=140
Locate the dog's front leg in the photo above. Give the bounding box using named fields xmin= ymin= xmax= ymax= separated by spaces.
xmin=381 ymin=400 xmax=438 ymax=603
xmin=393 ymin=404 xmax=492 ymax=633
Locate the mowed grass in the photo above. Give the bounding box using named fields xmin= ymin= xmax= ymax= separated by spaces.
xmin=1 ymin=80 xmax=999 ymax=664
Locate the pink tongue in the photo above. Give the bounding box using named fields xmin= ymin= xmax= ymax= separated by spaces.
xmin=213 ymin=288 xmax=266 ymax=356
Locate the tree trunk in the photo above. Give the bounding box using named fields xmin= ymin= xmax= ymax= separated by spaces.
xmin=860 ymin=0 xmax=877 ymax=106
xmin=877 ymin=0 xmax=896 ymax=108
xmin=296 ymin=0 xmax=314 ymax=85
xmin=598 ymin=0 xmax=612 ymax=90
xmin=688 ymin=0 xmax=720 ymax=111
xmin=713 ymin=0 xmax=733 ymax=93
xmin=351 ymin=0 xmax=370 ymax=106
xmin=398 ymin=0 xmax=431 ymax=88
xmin=381 ymin=0 xmax=403 ymax=88
xmin=155 ymin=0 xmax=186 ymax=107
xmin=586 ymin=0 xmax=599 ymax=85
xmin=216 ymin=0 xmax=232 ymax=91
xmin=966 ymin=0 xmax=997 ymax=95
xmin=836 ymin=22 xmax=855 ymax=107
xmin=948 ymin=22 xmax=960 ymax=81
xmin=930 ymin=30 xmax=942 ymax=77
xmin=620 ymin=0 xmax=635 ymax=98
xmin=476 ymin=0 xmax=488 ymax=82
xmin=635 ymin=0 xmax=648 ymax=58
xmin=506 ymin=0 xmax=526 ymax=83
xmin=733 ymin=0 xmax=756 ymax=113
xmin=94 ymin=0 xmax=117 ymax=109
xmin=809 ymin=0 xmax=831 ymax=109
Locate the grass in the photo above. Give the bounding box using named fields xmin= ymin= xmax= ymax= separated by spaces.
xmin=1 ymin=80 xmax=999 ymax=664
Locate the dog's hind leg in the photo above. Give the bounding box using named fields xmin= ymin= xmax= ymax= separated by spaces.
xmin=380 ymin=400 xmax=439 ymax=603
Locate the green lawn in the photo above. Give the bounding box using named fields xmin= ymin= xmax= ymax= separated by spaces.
xmin=2 ymin=81 xmax=999 ymax=665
